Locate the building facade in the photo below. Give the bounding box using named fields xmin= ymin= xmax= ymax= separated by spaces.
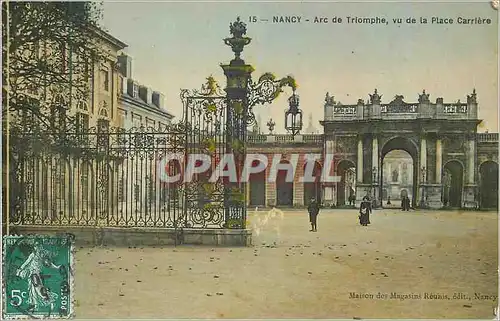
xmin=321 ymin=89 xmax=498 ymax=209
xmin=114 ymin=53 xmax=175 ymax=218
xmin=246 ymin=89 xmax=498 ymax=210
xmin=247 ymin=134 xmax=324 ymax=208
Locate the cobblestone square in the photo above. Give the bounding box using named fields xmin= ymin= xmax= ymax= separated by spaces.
xmin=75 ymin=208 xmax=497 ymax=319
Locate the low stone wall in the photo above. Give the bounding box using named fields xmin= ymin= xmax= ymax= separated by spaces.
xmin=10 ymin=226 xmax=252 ymax=247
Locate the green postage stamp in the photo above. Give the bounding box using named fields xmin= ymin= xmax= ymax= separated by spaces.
xmin=2 ymin=235 xmax=74 ymax=319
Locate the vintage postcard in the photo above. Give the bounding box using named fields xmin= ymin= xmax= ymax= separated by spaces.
xmin=2 ymin=0 xmax=498 ymax=319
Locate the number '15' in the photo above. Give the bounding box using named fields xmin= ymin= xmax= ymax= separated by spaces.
xmin=249 ymin=16 xmax=257 ymax=23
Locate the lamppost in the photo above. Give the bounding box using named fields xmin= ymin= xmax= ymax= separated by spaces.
xmin=285 ymin=90 xmax=302 ymax=136
xmin=420 ymin=166 xmax=426 ymax=208
xmin=220 ymin=17 xmax=298 ymax=228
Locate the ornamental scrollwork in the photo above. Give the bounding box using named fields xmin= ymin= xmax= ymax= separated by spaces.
xmin=246 ymin=72 xmax=298 ymax=125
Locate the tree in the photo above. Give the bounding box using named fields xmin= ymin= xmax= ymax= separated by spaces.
xmin=2 ymin=2 xmax=107 ymax=232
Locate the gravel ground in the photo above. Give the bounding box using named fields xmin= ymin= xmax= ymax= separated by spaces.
xmin=74 ymin=208 xmax=498 ymax=319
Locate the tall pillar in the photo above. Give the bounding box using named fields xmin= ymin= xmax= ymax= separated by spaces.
xmin=420 ymin=136 xmax=427 ymax=181
xmin=463 ymin=135 xmax=477 ymax=209
xmin=357 ymin=137 xmax=363 ymax=182
xmin=436 ymin=138 xmax=442 ymax=183
xmin=371 ymin=135 xmax=379 ymax=206
xmin=221 ymin=17 xmax=254 ymax=228
xmin=467 ymin=138 xmax=475 ymax=184
xmin=372 ymin=136 xmax=378 ymax=181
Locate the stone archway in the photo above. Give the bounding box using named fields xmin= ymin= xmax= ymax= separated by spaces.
xmin=303 ymin=161 xmax=322 ymax=206
xmin=337 ymin=160 xmax=356 ymax=207
xmin=276 ymin=160 xmax=294 ymax=206
xmin=479 ymin=161 xmax=498 ymax=209
xmin=380 ymin=137 xmax=418 ymax=208
xmin=249 ymin=159 xmax=266 ymax=206
xmin=443 ymin=160 xmax=464 ymax=208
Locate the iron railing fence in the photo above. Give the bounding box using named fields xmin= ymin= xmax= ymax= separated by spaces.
xmin=8 ymin=121 xmax=246 ymax=229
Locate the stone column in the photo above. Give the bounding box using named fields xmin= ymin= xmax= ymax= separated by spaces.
xmin=463 ymin=136 xmax=477 ymax=209
xmin=467 ymin=138 xmax=475 ymax=184
xmin=357 ymin=137 xmax=363 ymax=182
xmin=372 ymin=136 xmax=379 ymax=206
xmin=372 ymin=136 xmax=378 ymax=181
xmin=436 ymin=138 xmax=442 ymax=183
xmin=420 ymin=136 xmax=427 ymax=181
xmin=419 ymin=135 xmax=427 ymax=207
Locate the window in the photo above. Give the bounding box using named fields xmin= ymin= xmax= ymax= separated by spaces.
xmin=100 ymin=69 xmax=109 ymax=91
xmin=83 ymin=56 xmax=91 ymax=82
xmin=132 ymin=84 xmax=139 ymax=98
xmin=76 ymin=113 xmax=89 ymax=134
xmin=77 ymin=100 xmax=88 ymax=111
xmin=99 ymin=108 xmax=109 ymax=118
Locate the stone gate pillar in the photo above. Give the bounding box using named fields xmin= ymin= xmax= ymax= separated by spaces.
xmin=436 ymin=138 xmax=442 ymax=183
xmin=463 ymin=135 xmax=477 ymax=208
xmin=419 ymin=135 xmax=427 ymax=207
xmin=426 ymin=136 xmax=443 ymax=209
xmin=371 ymin=135 xmax=379 ymax=207
xmin=221 ymin=17 xmax=254 ymax=228
xmin=357 ymin=137 xmax=363 ymax=182
xmin=355 ymin=134 xmax=370 ymax=206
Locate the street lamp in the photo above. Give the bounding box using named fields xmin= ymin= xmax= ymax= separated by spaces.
xmin=285 ymin=90 xmax=302 ymax=136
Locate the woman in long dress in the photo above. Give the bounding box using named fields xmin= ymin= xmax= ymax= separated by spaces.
xmin=359 ymin=200 xmax=371 ymax=226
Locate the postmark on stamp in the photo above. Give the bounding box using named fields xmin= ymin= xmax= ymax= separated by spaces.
xmin=2 ymin=235 xmax=74 ymax=319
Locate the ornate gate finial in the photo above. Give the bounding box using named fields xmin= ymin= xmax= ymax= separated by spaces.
xmin=224 ymin=17 xmax=252 ymax=61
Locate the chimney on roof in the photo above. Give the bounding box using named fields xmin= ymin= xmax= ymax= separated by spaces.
xmin=152 ymin=91 xmax=165 ymax=109
xmin=139 ymin=86 xmax=152 ymax=104
xmin=117 ymin=53 xmax=132 ymax=78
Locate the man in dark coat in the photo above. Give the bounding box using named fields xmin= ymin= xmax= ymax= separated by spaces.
xmin=401 ymin=195 xmax=410 ymax=211
xmin=307 ymin=198 xmax=320 ymax=232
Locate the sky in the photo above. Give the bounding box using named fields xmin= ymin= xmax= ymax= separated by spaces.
xmin=101 ymin=1 xmax=498 ymax=133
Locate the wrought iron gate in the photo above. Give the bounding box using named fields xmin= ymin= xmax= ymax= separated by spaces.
xmin=180 ymin=77 xmax=231 ymax=228
xmin=9 ymin=123 xmax=187 ymax=228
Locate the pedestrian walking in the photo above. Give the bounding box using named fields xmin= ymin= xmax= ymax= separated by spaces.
xmin=307 ymin=198 xmax=320 ymax=232
xmin=401 ymin=195 xmax=410 ymax=211
xmin=359 ymin=196 xmax=371 ymax=226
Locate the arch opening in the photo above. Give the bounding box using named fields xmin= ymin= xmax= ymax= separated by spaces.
xmin=276 ymin=160 xmax=294 ymax=207
xmin=249 ymin=159 xmax=266 ymax=206
xmin=336 ymin=160 xmax=356 ymax=207
xmin=303 ymin=161 xmax=322 ymax=206
xmin=380 ymin=137 xmax=418 ymax=209
xmin=443 ymin=160 xmax=463 ymax=208
xmin=479 ymin=161 xmax=498 ymax=209
xmin=382 ymin=150 xmax=414 ymax=208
